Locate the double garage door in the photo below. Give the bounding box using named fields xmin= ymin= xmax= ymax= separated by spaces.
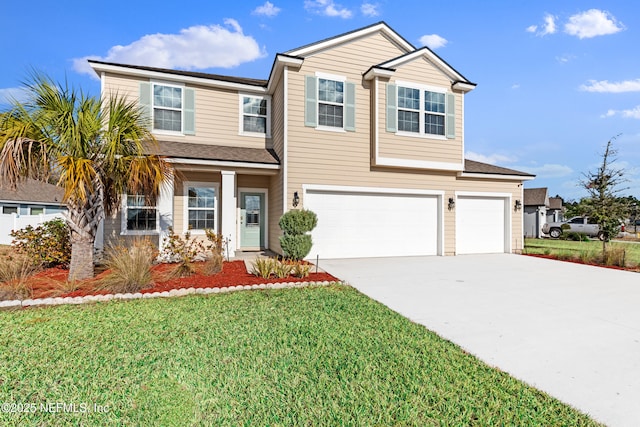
xmin=304 ymin=189 xmax=509 ymax=259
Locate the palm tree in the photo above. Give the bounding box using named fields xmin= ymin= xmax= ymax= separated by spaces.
xmin=0 ymin=73 xmax=170 ymax=280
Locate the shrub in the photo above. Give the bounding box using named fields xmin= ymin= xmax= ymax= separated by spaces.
xmin=161 ymin=228 xmax=224 ymax=278
xmin=279 ymin=209 xmax=318 ymax=235
xmin=251 ymin=258 xmax=277 ymax=279
xmin=564 ymin=232 xmax=589 ymax=242
xmin=99 ymin=240 xmax=156 ymax=293
xmin=10 ymin=218 xmax=71 ymax=268
xmin=274 ymin=261 xmax=294 ymax=278
xmin=202 ymin=230 xmax=224 ymax=276
xmin=280 ymin=234 xmax=313 ymax=261
xmin=604 ymin=247 xmax=626 ymax=267
xmin=292 ymin=261 xmax=311 ymax=278
xmin=0 ymin=253 xmax=40 ymax=300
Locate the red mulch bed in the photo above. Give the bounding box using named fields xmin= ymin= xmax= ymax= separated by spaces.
xmin=25 ymin=261 xmax=338 ymax=300
xmin=524 ymin=253 xmax=638 ymax=272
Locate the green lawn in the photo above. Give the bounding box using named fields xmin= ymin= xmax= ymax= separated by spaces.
xmin=0 ymin=285 xmax=600 ymax=426
xmin=524 ymin=237 xmax=640 ymax=267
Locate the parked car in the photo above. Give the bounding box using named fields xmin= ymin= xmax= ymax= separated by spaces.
xmin=542 ymin=216 xmax=624 ymax=240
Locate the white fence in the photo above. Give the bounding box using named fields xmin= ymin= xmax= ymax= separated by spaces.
xmin=0 ymin=213 xmax=65 ymax=245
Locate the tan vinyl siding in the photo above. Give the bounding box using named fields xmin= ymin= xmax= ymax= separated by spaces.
xmin=268 ymin=75 xmax=286 ymax=254
xmin=102 ymin=73 xmax=270 ymax=150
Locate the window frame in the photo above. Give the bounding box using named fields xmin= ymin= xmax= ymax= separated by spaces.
xmin=29 ymin=206 xmax=45 ymax=215
xmin=316 ymin=72 xmax=347 ymax=132
xmin=2 ymin=205 xmax=18 ymax=215
xmin=182 ymin=181 xmax=220 ymax=234
xmin=121 ymin=194 xmax=159 ymax=236
xmin=152 ymin=81 xmax=184 ymax=135
xmin=395 ymin=81 xmax=448 ymax=140
xmin=239 ymin=94 xmax=271 ymax=137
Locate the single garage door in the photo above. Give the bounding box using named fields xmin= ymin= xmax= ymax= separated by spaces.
xmin=304 ymin=190 xmax=440 ymax=259
xmin=456 ymin=196 xmax=508 ymax=254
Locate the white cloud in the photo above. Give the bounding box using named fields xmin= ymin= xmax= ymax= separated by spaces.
xmin=564 ymin=9 xmax=624 ymax=39
xmin=361 ymin=2 xmax=379 ymax=17
xmin=0 ymin=87 xmax=28 ymax=105
xmin=419 ymin=34 xmax=447 ymax=49
xmin=511 ymin=83 xmax=520 ymax=90
xmin=527 ymin=13 xmax=557 ymax=36
xmin=304 ymin=0 xmax=352 ymax=18
xmin=601 ymin=106 xmax=640 ymax=119
xmin=465 ymin=151 xmax=517 ymax=165
xmin=253 ymin=1 xmax=281 ymax=17
xmin=556 ymin=54 xmax=576 ymax=64
xmin=519 ymin=164 xmax=574 ymax=178
xmin=72 ymin=20 xmax=266 ymax=77
xmin=580 ymin=79 xmax=640 ymax=93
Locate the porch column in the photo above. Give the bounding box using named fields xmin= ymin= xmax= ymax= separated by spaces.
xmin=221 ymin=171 xmax=237 ymax=258
xmin=157 ymin=170 xmax=174 ymax=252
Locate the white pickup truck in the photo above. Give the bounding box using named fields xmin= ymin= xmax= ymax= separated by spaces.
xmin=542 ymin=216 xmax=623 ymax=240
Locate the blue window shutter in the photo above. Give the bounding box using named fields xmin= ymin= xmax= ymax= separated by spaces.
xmin=345 ymin=82 xmax=356 ymax=131
xmin=139 ymin=82 xmax=152 ymax=129
xmin=446 ymin=93 xmax=455 ymax=139
xmin=305 ymin=76 xmax=317 ymax=127
xmin=183 ymin=88 xmax=196 ymax=135
xmin=386 ymin=83 xmax=397 ymax=132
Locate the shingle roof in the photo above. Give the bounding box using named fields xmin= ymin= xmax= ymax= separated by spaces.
xmin=548 ymin=196 xmax=563 ymax=210
xmin=464 ymin=159 xmax=534 ymax=177
xmin=524 ymin=188 xmax=549 ymax=206
xmin=88 ymin=60 xmax=268 ymax=87
xmin=0 ymin=179 xmax=64 ymax=204
xmin=148 ymin=140 xmax=280 ymax=165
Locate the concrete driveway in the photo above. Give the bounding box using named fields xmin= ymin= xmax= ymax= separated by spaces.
xmin=321 ymin=254 xmax=640 ymax=427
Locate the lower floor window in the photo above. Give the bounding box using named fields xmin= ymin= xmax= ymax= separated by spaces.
xmin=187 ymin=186 xmax=216 ymax=230
xmin=2 ymin=206 xmax=18 ymax=215
xmin=126 ymin=195 xmax=157 ymax=231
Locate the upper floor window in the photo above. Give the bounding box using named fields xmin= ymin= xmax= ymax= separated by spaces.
xmin=318 ymin=79 xmax=344 ymax=128
xmin=387 ymin=83 xmax=455 ymax=139
xmin=153 ymin=84 xmax=182 ymax=132
xmin=304 ymin=74 xmax=356 ymax=132
xmin=139 ymin=82 xmax=195 ymax=135
xmin=240 ymin=95 xmax=271 ymax=136
xmin=124 ymin=195 xmax=158 ymax=234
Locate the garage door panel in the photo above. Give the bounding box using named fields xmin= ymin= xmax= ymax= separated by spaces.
xmin=457 ymin=197 xmax=507 ymax=254
xmin=305 ymin=190 xmax=439 ymax=259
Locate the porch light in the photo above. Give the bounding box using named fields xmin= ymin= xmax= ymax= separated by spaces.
xmin=448 ymin=197 xmax=455 ymax=210
xmin=293 ymin=191 xmax=300 ymax=207
xmin=514 ymin=200 xmax=522 ymax=211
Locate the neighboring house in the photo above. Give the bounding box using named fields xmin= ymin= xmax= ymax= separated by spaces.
xmin=547 ymin=196 xmax=564 ymax=223
xmin=89 ymin=21 xmax=534 ymax=259
xmin=0 ymin=179 xmax=66 ymax=245
xmin=523 ymin=187 xmax=549 ymax=238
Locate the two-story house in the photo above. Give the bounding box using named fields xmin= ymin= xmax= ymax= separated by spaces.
xmin=90 ymin=21 xmax=534 ymax=259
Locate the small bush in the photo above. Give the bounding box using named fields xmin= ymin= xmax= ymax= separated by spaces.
xmin=202 ymin=229 xmax=224 ymax=276
xmin=292 ymin=261 xmax=311 ymax=278
xmin=279 ymin=209 xmax=318 ymax=235
xmin=280 ymin=234 xmax=313 ymax=261
xmin=274 ymin=261 xmax=294 ymax=278
xmin=0 ymin=253 xmax=40 ymax=300
xmin=251 ymin=258 xmax=277 ymax=279
xmin=564 ymin=232 xmax=588 ymax=242
xmin=161 ymin=228 xmax=225 ymax=278
xmin=10 ymin=218 xmax=71 ymax=268
xmin=604 ymin=247 xmax=626 ymax=267
xmin=99 ymin=240 xmax=156 ymax=293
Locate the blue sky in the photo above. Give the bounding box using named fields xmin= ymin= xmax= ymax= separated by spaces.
xmin=1 ymin=0 xmax=638 ymax=201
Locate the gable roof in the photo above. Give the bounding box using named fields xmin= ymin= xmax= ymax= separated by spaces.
xmin=464 ymin=159 xmax=534 ymax=177
xmin=0 ymin=179 xmax=64 ymax=205
xmin=524 ymin=187 xmax=549 ymax=206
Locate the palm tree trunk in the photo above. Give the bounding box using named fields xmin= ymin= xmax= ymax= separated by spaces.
xmin=68 ymin=235 xmax=95 ymax=280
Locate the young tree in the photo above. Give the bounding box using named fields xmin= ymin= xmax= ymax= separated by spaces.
xmin=0 ymin=73 xmax=170 ymax=280
xmin=580 ymin=136 xmax=629 ymax=255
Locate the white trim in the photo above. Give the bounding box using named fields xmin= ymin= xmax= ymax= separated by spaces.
xmin=266 ymin=55 xmax=303 ymax=94
xmin=220 ymin=172 xmax=237 ymax=256
xmin=90 ymin=62 xmax=267 ymax=94
xmin=283 ymin=66 xmax=289 ymax=213
xmin=395 ymin=131 xmax=447 ymax=141
xmin=374 ymin=76 xmax=380 ymax=165
xmin=303 ymin=183 xmax=445 ymax=197
xmin=455 ymin=191 xmax=511 ymax=198
xmin=394 ymin=82 xmax=447 ymax=138
xmin=376 ymin=156 xmax=463 ymax=171
xmin=287 ymin=22 xmax=414 ymax=57
xmin=315 ymin=126 xmax=347 ymax=133
xmin=315 ymin=71 xmax=346 ymax=82
xmin=453 ymin=81 xmax=476 ymax=92
xmin=166 ymin=157 xmax=280 ymax=170
xmin=363 ymin=67 xmax=395 ymax=80
xmin=379 ymin=49 xmax=471 ymax=88
xmin=303 ymin=184 xmax=444 ymax=256
xmin=460 ymin=92 xmax=465 ymax=165
xmin=1 ymin=205 xmax=18 ymax=215
xmin=120 ymin=194 xmax=160 ymax=236
xmin=182 ymin=181 xmax=220 ymax=235
xmin=458 ymin=172 xmax=535 ymax=181
xmin=238 ymin=93 xmax=272 ymax=138
xmin=238 ymin=187 xmax=269 ymax=250
xmin=395 ymin=80 xmax=446 ymax=94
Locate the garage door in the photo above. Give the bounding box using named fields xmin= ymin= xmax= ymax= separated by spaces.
xmin=304 ymin=190 xmax=440 ymax=259
xmin=456 ymin=196 xmax=508 ymax=254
